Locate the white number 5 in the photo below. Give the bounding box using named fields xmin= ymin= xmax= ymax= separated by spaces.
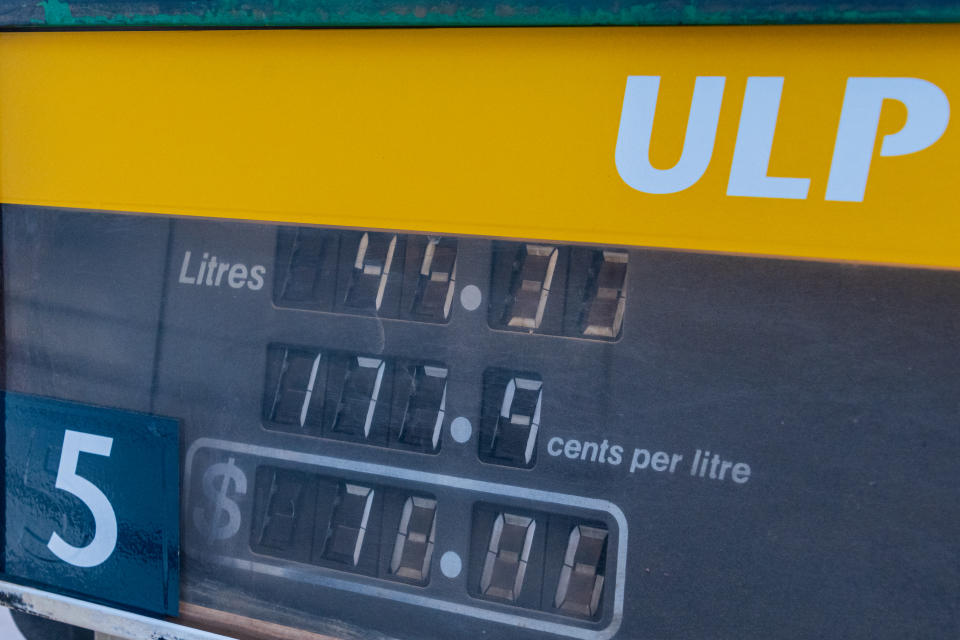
xmin=47 ymin=430 xmax=118 ymax=568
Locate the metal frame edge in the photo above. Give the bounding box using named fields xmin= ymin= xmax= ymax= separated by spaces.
xmin=0 ymin=580 xmax=237 ymax=640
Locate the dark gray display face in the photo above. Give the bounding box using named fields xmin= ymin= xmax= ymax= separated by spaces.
xmin=3 ymin=204 xmax=958 ymax=639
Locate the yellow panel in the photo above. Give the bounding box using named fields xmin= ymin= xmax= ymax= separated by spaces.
xmin=0 ymin=26 xmax=958 ymax=267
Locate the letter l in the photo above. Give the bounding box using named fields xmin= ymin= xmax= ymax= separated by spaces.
xmin=727 ymin=77 xmax=810 ymax=199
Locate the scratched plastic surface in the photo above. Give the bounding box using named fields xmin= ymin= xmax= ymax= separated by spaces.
xmin=2 ymin=204 xmax=959 ymax=639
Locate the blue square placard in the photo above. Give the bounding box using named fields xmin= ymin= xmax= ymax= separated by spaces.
xmin=3 ymin=392 xmax=179 ymax=615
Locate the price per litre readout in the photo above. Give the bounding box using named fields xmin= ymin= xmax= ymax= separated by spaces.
xmin=264 ymin=345 xmax=545 ymax=469
xmin=273 ymin=229 xmax=629 ymax=339
xmin=263 ymin=345 xmax=450 ymax=453
xmin=190 ymin=455 xmax=611 ymax=621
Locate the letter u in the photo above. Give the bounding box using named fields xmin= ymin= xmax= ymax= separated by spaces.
xmin=615 ymin=76 xmax=725 ymax=194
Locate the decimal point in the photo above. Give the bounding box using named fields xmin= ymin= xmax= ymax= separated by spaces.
xmin=450 ymin=417 xmax=473 ymax=443
xmin=459 ymin=285 xmax=482 ymax=311
xmin=440 ymin=551 xmax=462 ymax=579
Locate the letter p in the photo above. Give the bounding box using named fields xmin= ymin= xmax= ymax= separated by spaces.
xmin=826 ymin=77 xmax=949 ymax=202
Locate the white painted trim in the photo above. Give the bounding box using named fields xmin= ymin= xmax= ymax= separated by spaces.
xmin=0 ymin=581 xmax=236 ymax=640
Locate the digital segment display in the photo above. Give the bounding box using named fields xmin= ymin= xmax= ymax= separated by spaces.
xmin=264 ymin=344 xmax=449 ymax=453
xmin=3 ymin=205 xmax=957 ymax=640
xmin=275 ymin=228 xmax=459 ymax=323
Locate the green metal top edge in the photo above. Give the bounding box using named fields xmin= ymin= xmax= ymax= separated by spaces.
xmin=3 ymin=1 xmax=958 ymax=29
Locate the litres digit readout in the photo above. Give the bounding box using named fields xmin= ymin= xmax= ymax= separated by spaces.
xmin=274 ymin=228 xmax=459 ymax=323
xmin=274 ymin=227 xmax=628 ymax=339
xmin=580 ymin=251 xmax=628 ymax=338
xmin=503 ymin=244 xmax=559 ymax=330
xmin=344 ymin=232 xmax=398 ymax=312
xmin=489 ymin=242 xmax=629 ymax=340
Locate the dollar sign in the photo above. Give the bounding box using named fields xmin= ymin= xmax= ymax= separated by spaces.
xmin=193 ymin=457 xmax=247 ymax=543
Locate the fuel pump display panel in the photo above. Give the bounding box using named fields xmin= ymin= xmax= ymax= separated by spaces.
xmin=3 ymin=205 xmax=958 ymax=639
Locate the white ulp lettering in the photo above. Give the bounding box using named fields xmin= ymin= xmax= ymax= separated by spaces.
xmin=615 ymin=75 xmax=725 ymax=194
xmin=616 ymin=75 xmax=950 ymax=202
xmin=826 ymin=77 xmax=950 ymax=202
xmin=727 ymin=77 xmax=810 ymax=200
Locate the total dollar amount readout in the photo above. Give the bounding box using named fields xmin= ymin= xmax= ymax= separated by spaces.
xmin=248 ymin=465 xmax=609 ymax=620
xmin=274 ymin=228 xmax=629 ymax=339
xmin=265 ymin=344 xmax=543 ymax=468
xmin=251 ymin=466 xmax=438 ymax=585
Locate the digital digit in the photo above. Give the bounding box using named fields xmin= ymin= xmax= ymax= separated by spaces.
xmin=47 ymin=430 xmax=118 ymax=568
xmin=490 ymin=377 xmax=542 ymax=466
xmin=411 ymin=237 xmax=457 ymax=321
xmin=390 ymin=496 xmax=438 ymax=582
xmin=277 ymin=227 xmax=330 ymax=303
xmin=397 ymin=365 xmax=448 ymax=451
xmin=333 ymin=356 xmax=386 ymax=438
xmin=480 ymin=513 xmax=536 ymax=601
xmin=266 ymin=346 xmax=324 ymax=429
xmin=345 ymin=232 xmax=397 ymax=311
xmin=255 ymin=469 xmax=308 ymax=551
xmin=296 ymin=352 xmax=324 ymax=427
xmin=504 ymin=244 xmax=558 ymax=329
xmin=554 ymin=525 xmax=608 ymax=616
xmin=580 ymin=250 xmax=628 ymax=338
xmin=323 ymin=483 xmax=375 ymax=566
